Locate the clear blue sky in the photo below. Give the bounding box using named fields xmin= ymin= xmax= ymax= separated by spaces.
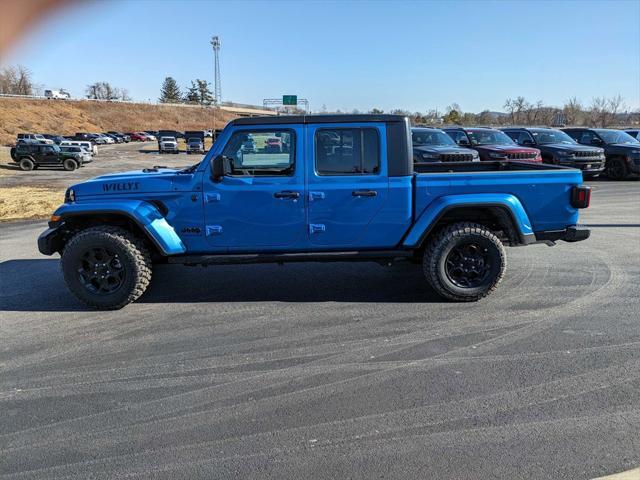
xmin=3 ymin=0 xmax=639 ymax=113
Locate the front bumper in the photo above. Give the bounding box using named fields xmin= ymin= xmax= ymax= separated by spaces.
xmin=38 ymin=226 xmax=65 ymax=255
xmin=534 ymin=225 xmax=591 ymax=244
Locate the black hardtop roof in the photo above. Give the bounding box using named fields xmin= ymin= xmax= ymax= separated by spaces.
xmin=231 ymin=114 xmax=408 ymax=126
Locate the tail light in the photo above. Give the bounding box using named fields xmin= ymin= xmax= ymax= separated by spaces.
xmin=571 ymin=185 xmax=591 ymax=209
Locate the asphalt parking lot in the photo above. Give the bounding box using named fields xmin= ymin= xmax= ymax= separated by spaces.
xmin=1 ymin=174 xmax=639 ymax=478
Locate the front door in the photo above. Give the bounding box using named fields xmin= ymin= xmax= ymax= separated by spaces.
xmin=40 ymin=145 xmax=60 ymax=165
xmin=306 ymin=123 xmax=389 ymax=249
xmin=203 ymin=126 xmax=306 ymax=251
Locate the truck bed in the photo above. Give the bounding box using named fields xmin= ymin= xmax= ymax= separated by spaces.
xmin=413 ymin=161 xmax=584 ymax=233
xmin=413 ymin=160 xmax=568 ymax=173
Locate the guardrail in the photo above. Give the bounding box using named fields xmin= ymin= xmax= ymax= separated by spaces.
xmin=0 ymin=93 xmax=278 ymax=112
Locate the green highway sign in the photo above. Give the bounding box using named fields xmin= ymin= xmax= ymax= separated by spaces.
xmin=282 ymin=95 xmax=297 ymax=106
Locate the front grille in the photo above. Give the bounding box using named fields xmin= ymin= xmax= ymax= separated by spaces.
xmin=574 ymin=150 xmax=601 ymax=159
xmin=507 ymin=152 xmax=537 ymax=160
xmin=440 ymin=153 xmax=474 ymax=162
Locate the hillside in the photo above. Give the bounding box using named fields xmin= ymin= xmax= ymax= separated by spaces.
xmin=0 ymin=98 xmax=237 ymax=145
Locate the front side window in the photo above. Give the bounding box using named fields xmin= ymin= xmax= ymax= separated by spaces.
xmin=315 ymin=128 xmax=379 ymax=175
xmin=222 ymin=129 xmax=295 ymax=176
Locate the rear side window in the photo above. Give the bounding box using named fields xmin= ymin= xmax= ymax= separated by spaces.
xmin=222 ymin=129 xmax=295 ymax=176
xmin=445 ymin=130 xmax=467 ymax=144
xmin=315 ymin=128 xmax=379 ymax=175
xmin=574 ymin=130 xmax=597 ymax=145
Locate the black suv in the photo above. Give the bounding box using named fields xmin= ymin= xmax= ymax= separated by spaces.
xmin=562 ymin=128 xmax=640 ymax=180
xmin=411 ymin=127 xmax=479 ymax=162
xmin=502 ymin=127 xmax=605 ymax=178
xmin=9 ymin=143 xmax=85 ymax=171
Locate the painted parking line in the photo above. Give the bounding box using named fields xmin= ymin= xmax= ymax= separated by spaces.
xmin=593 ymin=468 xmax=640 ymax=480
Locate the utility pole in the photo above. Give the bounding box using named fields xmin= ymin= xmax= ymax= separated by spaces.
xmin=210 ymin=36 xmax=222 ymax=105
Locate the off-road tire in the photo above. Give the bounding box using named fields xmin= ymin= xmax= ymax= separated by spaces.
xmin=423 ymin=222 xmax=506 ymax=302
xmin=63 ymin=158 xmax=79 ymax=171
xmin=61 ymin=226 xmax=152 ymax=310
xmin=19 ymin=157 xmax=34 ymax=171
xmin=606 ymin=157 xmax=627 ymax=180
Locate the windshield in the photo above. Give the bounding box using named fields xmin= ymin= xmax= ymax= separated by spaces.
xmin=412 ymin=129 xmax=456 ymax=146
xmin=530 ymin=129 xmax=576 ymax=145
xmin=596 ymin=130 xmax=639 ymax=145
xmin=161 ymin=137 xmax=175 ymax=142
xmin=467 ymin=130 xmax=515 ymax=146
xmin=188 ymin=138 xmax=201 ymax=143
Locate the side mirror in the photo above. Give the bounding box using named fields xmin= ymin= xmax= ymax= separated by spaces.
xmin=458 ymin=138 xmax=470 ymax=146
xmin=522 ymin=139 xmax=535 ymax=146
xmin=211 ymin=154 xmax=227 ymax=182
xmin=591 ymin=138 xmax=603 ymax=146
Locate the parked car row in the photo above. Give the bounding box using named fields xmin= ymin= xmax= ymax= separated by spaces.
xmin=411 ymin=125 xmax=640 ymax=180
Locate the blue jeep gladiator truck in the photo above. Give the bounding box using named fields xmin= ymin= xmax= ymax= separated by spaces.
xmin=38 ymin=114 xmax=591 ymax=309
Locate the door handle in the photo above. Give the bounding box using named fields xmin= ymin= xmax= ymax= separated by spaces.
xmin=352 ymin=190 xmax=377 ymax=197
xmin=274 ymin=191 xmax=300 ymax=199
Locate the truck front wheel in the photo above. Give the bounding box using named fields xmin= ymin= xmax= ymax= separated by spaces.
xmin=61 ymin=226 xmax=152 ymax=309
xmin=423 ymin=222 xmax=506 ymax=301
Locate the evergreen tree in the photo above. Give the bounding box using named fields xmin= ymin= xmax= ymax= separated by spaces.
xmin=159 ymin=77 xmax=181 ymax=103
xmin=196 ymin=79 xmax=214 ymax=106
xmin=184 ymin=81 xmax=200 ymax=104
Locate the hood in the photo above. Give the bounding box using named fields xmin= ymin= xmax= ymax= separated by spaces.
xmin=414 ymin=145 xmax=476 ymax=155
xmin=606 ymin=143 xmax=640 ymax=151
xmin=539 ymin=143 xmax=603 ymax=153
xmin=475 ymin=144 xmax=539 ymax=154
xmin=69 ymin=168 xmax=188 ymax=197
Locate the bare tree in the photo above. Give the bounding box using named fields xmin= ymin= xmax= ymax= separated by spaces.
xmin=504 ymin=97 xmax=529 ymax=124
xmin=85 ymin=81 xmax=129 ymax=101
xmin=563 ymin=97 xmax=583 ymax=126
xmin=0 ymin=65 xmax=33 ymax=95
xmin=590 ymin=95 xmax=625 ymax=127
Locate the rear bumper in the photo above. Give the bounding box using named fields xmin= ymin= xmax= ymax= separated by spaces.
xmin=534 ymin=225 xmax=591 ymax=244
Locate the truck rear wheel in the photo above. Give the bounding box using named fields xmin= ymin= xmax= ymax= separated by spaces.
xmin=61 ymin=226 xmax=152 ymax=310
xmin=423 ymin=222 xmax=506 ymax=301
xmin=19 ymin=158 xmax=34 ymax=171
xmin=63 ymin=159 xmax=79 ymax=171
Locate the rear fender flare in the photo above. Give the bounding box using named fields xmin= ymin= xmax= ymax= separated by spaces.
xmin=54 ymin=200 xmax=186 ymax=255
xmin=402 ymin=193 xmax=534 ymax=248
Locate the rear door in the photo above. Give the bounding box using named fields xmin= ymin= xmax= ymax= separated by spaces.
xmin=306 ymin=123 xmax=389 ymax=248
xmin=202 ymin=125 xmax=307 ymax=250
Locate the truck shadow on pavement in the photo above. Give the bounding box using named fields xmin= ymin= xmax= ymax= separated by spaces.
xmin=0 ymin=259 xmax=440 ymax=312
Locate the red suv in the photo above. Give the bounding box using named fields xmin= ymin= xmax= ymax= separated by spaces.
xmin=127 ymin=132 xmax=147 ymax=142
xmin=443 ymin=127 xmax=542 ymax=162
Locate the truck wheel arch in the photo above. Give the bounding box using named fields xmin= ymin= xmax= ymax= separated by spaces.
xmin=47 ymin=203 xmax=186 ymax=258
xmin=410 ymin=205 xmax=528 ymax=251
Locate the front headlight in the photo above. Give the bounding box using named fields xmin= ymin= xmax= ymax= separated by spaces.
xmin=555 ymin=151 xmax=574 ymax=157
xmin=489 ymin=152 xmax=507 ymax=159
xmin=421 ymin=153 xmax=439 ymax=160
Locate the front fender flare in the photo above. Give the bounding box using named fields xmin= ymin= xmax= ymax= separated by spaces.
xmin=402 ymin=193 xmax=534 ymax=248
xmin=52 ymin=200 xmax=186 ymax=255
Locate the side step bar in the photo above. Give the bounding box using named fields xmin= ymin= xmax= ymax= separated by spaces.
xmin=167 ymin=250 xmax=414 ymax=266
